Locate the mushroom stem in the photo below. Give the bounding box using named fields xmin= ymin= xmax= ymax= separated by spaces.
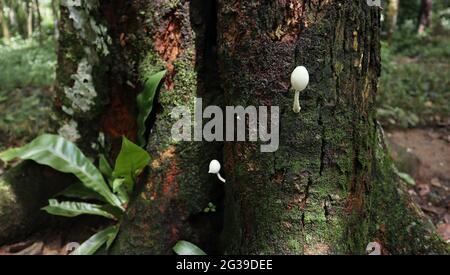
xmin=293 ymin=90 xmax=301 ymax=113
xmin=217 ymin=173 xmax=226 ymax=183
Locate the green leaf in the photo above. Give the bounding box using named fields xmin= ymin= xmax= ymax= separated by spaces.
xmin=0 ymin=134 xmax=123 ymax=209
xmin=396 ymin=171 xmax=416 ymax=186
xmin=113 ymin=137 xmax=150 ymax=194
xmin=112 ymin=178 xmax=129 ymax=205
xmin=72 ymin=226 xmax=119 ymax=255
xmin=137 ymin=70 xmax=166 ymax=146
xmin=42 ymin=199 xmax=121 ymax=220
xmin=173 ymin=241 xmax=207 ymax=256
xmin=99 ymin=154 xmax=113 ymax=181
xmin=57 ymin=183 xmax=105 ymax=201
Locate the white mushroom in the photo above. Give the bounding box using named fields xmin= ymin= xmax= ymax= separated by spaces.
xmin=290 ymin=66 xmax=310 ymax=113
xmin=209 ymin=160 xmax=226 ymax=183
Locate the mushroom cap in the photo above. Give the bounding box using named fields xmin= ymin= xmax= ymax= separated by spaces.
xmin=209 ymin=160 xmax=221 ymax=174
xmin=291 ymin=66 xmax=310 ymax=92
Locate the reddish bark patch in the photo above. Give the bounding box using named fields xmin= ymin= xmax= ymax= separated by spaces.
xmin=162 ymin=158 xmax=181 ymax=199
xmin=101 ymin=84 xmax=138 ymax=152
xmin=153 ymin=13 xmax=182 ymax=90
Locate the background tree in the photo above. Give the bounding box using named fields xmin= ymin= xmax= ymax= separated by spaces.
xmin=418 ymin=0 xmax=433 ymax=33
xmin=0 ymin=0 xmax=10 ymax=41
xmin=387 ymin=0 xmax=400 ymax=43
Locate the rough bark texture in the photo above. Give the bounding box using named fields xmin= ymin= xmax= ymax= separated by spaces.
xmin=0 ymin=162 xmax=74 ymax=245
xmin=218 ymin=0 xmax=448 ymax=255
xmin=418 ymin=0 xmax=433 ymax=34
xmin=111 ymin=0 xmax=223 ymax=255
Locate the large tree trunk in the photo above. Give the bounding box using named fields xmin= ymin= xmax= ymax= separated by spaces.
xmin=418 ymin=0 xmax=433 ymax=34
xmin=0 ymin=0 xmax=10 ymax=41
xmin=111 ymin=0 xmax=223 ymax=255
xmin=217 ymin=0 xmax=447 ymax=255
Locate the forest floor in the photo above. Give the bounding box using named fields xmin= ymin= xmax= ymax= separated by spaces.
xmin=387 ymin=127 xmax=450 ymax=243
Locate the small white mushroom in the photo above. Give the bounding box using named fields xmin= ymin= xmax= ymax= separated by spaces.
xmin=366 ymin=242 xmax=382 ymax=255
xmin=209 ymin=160 xmax=226 ymax=183
xmin=290 ymin=66 xmax=310 ymax=113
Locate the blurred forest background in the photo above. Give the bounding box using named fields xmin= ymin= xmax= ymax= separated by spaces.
xmin=0 ymin=0 xmax=449 ymax=253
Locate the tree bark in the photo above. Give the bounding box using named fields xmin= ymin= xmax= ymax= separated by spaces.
xmin=418 ymin=0 xmax=433 ymax=34
xmin=111 ymin=0 xmax=223 ymax=255
xmin=218 ymin=0 xmax=447 ymax=255
xmin=0 ymin=162 xmax=74 ymax=245
xmin=0 ymin=0 xmax=10 ymax=41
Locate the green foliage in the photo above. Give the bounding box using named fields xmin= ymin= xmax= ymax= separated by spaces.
xmin=136 ymin=70 xmax=166 ymax=146
xmin=113 ymin=137 xmax=151 ymax=194
xmin=42 ymin=199 xmax=121 ymax=220
xmin=377 ymin=37 xmax=450 ymax=128
xmin=0 ymin=134 xmax=123 ymax=208
xmin=71 ymin=226 xmax=120 ymax=256
xmin=0 ymin=38 xmax=56 ymax=92
xmin=0 ymin=134 xmax=151 ymax=255
xmin=173 ymin=241 xmax=207 ymax=256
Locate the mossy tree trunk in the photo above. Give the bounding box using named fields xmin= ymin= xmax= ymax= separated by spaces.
xmin=111 ymin=0 xmax=223 ymax=255
xmin=218 ymin=0 xmax=448 ymax=255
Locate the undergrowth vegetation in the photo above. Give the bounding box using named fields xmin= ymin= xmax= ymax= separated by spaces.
xmin=377 ymin=23 xmax=450 ymax=128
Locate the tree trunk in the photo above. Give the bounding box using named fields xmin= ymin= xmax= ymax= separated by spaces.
xmin=26 ymin=0 xmax=33 ymax=38
xmin=418 ymin=0 xmax=433 ymax=34
xmin=111 ymin=0 xmax=223 ymax=255
xmin=217 ymin=0 xmax=447 ymax=255
xmin=33 ymin=0 xmax=43 ymax=44
xmin=0 ymin=0 xmax=10 ymax=41
xmin=0 ymin=162 xmax=74 ymax=245
xmin=387 ymin=0 xmax=399 ymax=43
xmin=0 ymin=0 xmax=118 ymax=244
xmin=51 ymin=0 xmax=59 ymax=39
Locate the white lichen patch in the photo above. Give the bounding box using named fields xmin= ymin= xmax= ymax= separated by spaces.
xmin=61 ymin=0 xmax=110 ymax=56
xmin=64 ymin=58 xmax=97 ymax=113
xmin=58 ymin=120 xmax=81 ymax=142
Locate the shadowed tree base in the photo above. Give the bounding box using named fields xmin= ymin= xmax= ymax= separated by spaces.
xmin=0 ymin=161 xmax=74 ymax=245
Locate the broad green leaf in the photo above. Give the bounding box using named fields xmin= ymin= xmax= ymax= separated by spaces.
xmin=72 ymin=226 xmax=119 ymax=255
xmin=99 ymin=154 xmax=113 ymax=181
xmin=112 ymin=178 xmax=129 ymax=205
xmin=113 ymin=137 xmax=150 ymax=194
xmin=0 ymin=134 xmax=123 ymax=209
xmin=137 ymin=70 xmax=166 ymax=146
xmin=173 ymin=241 xmax=207 ymax=256
xmin=57 ymin=183 xmax=105 ymax=201
xmin=42 ymin=199 xmax=122 ymax=220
